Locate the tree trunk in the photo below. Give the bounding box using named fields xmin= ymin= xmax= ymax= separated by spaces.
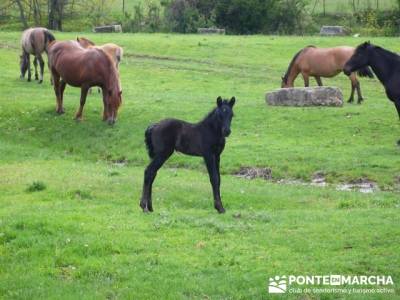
xmin=15 ymin=0 xmax=29 ymax=29
xmin=48 ymin=0 xmax=65 ymax=31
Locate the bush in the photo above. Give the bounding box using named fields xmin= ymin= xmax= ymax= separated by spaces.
xmin=26 ymin=181 xmax=46 ymax=193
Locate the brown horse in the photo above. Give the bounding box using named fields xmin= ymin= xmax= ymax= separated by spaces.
xmin=20 ymin=27 xmax=55 ymax=83
xmin=281 ymin=46 xmax=374 ymax=103
xmin=48 ymin=40 xmax=122 ymax=124
xmin=76 ymin=37 xmax=123 ymax=69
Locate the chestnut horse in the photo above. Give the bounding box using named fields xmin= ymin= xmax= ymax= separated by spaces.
xmin=281 ymin=46 xmax=374 ymax=103
xmin=20 ymin=27 xmax=55 ymax=83
xmin=48 ymin=40 xmax=122 ymax=124
xmin=76 ymin=37 xmax=123 ymax=69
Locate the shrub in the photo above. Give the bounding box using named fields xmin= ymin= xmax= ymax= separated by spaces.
xmin=26 ymin=181 xmax=46 ymax=193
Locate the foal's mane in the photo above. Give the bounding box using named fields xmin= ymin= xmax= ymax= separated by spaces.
xmin=201 ymin=100 xmax=230 ymax=123
xmin=283 ymin=45 xmax=315 ymax=83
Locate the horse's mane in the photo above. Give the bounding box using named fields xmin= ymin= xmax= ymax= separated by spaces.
xmin=283 ymin=45 xmax=315 ymax=83
xmin=373 ymin=45 xmax=400 ymax=62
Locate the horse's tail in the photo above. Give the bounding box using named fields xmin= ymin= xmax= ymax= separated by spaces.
xmin=357 ymin=66 xmax=374 ymax=78
xmin=145 ymin=125 xmax=155 ymax=159
xmin=43 ymin=29 xmax=56 ymax=53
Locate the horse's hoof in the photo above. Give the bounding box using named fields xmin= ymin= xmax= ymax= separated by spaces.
xmin=75 ymin=117 xmax=82 ymax=122
xmin=397 ymin=140 xmax=400 ymax=146
xmin=347 ymin=99 xmax=353 ymax=103
xmin=56 ymin=109 xmax=65 ymax=115
xmin=216 ymin=207 xmax=226 ymax=214
xmin=38 ymin=80 xmax=43 ymax=84
xmin=27 ymin=78 xmax=31 ymax=82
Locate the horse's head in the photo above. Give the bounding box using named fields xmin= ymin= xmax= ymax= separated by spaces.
xmin=344 ymin=41 xmax=371 ymax=76
xmin=76 ymin=37 xmax=95 ymax=48
xmin=216 ymin=96 xmax=235 ymax=137
xmin=106 ymin=90 xmax=122 ymax=125
xmin=19 ymin=53 xmax=28 ymax=79
xmin=281 ymin=75 xmax=289 ymax=88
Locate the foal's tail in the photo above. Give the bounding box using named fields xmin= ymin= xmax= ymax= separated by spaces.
xmin=357 ymin=66 xmax=374 ymax=78
xmin=145 ymin=125 xmax=155 ymax=159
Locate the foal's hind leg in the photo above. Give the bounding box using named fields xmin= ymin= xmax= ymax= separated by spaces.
xmin=140 ymin=153 xmax=171 ymax=212
xmin=37 ymin=54 xmax=45 ymax=84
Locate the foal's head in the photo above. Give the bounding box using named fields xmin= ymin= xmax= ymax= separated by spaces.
xmin=215 ymin=96 xmax=235 ymax=137
xmin=344 ymin=41 xmax=371 ymax=76
xmin=19 ymin=53 xmax=28 ymax=79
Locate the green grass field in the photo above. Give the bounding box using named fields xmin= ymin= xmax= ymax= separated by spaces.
xmin=0 ymin=32 xmax=399 ymax=299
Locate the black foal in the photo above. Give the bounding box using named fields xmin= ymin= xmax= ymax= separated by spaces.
xmin=140 ymin=96 xmax=236 ymax=213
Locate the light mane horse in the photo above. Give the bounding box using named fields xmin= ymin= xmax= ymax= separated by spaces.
xmin=48 ymin=40 xmax=122 ymax=124
xmin=281 ymin=46 xmax=374 ymax=103
xmin=76 ymin=37 xmax=123 ymax=69
xmin=20 ymin=27 xmax=55 ymax=83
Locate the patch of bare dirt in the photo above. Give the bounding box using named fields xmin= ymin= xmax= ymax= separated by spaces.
xmin=234 ymin=167 xmax=272 ymax=180
xmin=336 ymin=178 xmax=379 ymax=193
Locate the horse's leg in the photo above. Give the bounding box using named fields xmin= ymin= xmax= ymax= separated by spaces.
xmin=52 ymin=72 xmax=64 ymax=114
xmin=27 ymin=55 xmax=31 ymax=82
xmin=75 ymin=86 xmax=89 ymax=120
xmin=347 ymin=75 xmax=356 ymax=103
xmin=302 ymin=73 xmax=310 ymax=87
xmin=60 ymin=79 xmax=66 ymax=105
xmin=395 ymin=100 xmax=400 ymax=120
xmin=315 ymin=76 xmax=323 ymax=86
xmin=355 ymin=79 xmax=363 ymax=104
xmin=33 ymin=57 xmax=38 ymax=80
xmin=101 ymin=87 xmax=108 ymax=121
xmin=204 ymin=153 xmax=225 ymax=213
xmin=140 ymin=153 xmax=171 ymax=212
xmin=37 ymin=54 xmax=45 ymax=84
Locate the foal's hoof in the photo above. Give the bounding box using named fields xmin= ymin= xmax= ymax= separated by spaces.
xmin=397 ymin=139 xmax=400 ymax=146
xmin=347 ymin=98 xmax=354 ymax=103
xmin=56 ymin=109 xmax=65 ymax=115
xmin=357 ymin=98 xmax=364 ymax=104
xmin=38 ymin=80 xmax=43 ymax=84
xmin=216 ymin=207 xmax=226 ymax=214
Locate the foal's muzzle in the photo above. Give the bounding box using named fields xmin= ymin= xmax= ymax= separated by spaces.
xmin=222 ymin=128 xmax=231 ymax=137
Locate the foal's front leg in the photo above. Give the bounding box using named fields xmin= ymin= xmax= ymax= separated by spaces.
xmin=204 ymin=154 xmax=225 ymax=213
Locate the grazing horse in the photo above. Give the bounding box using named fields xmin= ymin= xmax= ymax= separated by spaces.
xmin=20 ymin=27 xmax=55 ymax=83
xmin=281 ymin=46 xmax=374 ymax=103
xmin=344 ymin=41 xmax=400 ymax=145
xmin=76 ymin=37 xmax=123 ymax=69
xmin=47 ymin=40 xmax=122 ymax=124
xmin=140 ymin=97 xmax=236 ymax=213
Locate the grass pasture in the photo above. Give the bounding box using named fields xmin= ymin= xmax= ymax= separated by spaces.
xmin=0 ymin=32 xmax=399 ymax=299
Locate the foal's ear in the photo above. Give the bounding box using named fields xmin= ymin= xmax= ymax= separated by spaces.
xmin=216 ymin=96 xmax=223 ymax=107
xmin=229 ymin=97 xmax=236 ymax=107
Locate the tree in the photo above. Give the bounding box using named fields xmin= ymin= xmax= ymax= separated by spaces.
xmin=48 ymin=0 xmax=66 ymax=30
xmin=15 ymin=0 xmax=28 ymax=29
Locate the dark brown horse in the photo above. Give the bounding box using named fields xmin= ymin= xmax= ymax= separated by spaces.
xmin=20 ymin=27 xmax=55 ymax=83
xmin=281 ymin=46 xmax=374 ymax=103
xmin=48 ymin=40 xmax=122 ymax=124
